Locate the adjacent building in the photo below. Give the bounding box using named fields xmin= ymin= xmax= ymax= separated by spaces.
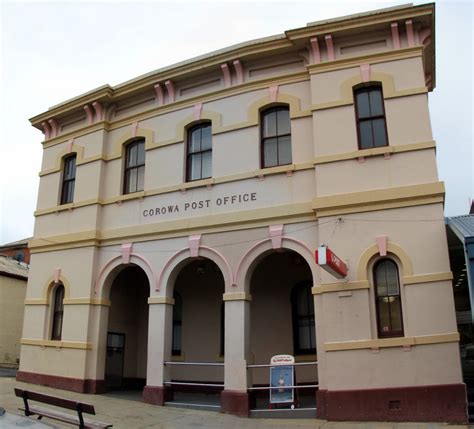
xmin=18 ymin=3 xmax=467 ymax=422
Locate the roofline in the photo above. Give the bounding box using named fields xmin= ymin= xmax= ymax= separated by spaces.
xmin=30 ymin=2 xmax=435 ymax=125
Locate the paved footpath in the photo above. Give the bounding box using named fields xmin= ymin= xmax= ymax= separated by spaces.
xmin=0 ymin=377 xmax=470 ymax=429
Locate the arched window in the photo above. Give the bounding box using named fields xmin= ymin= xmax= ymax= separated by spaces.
xmin=354 ymin=84 xmax=388 ymax=149
xmin=291 ymin=282 xmax=316 ymax=355
xmin=172 ymin=291 xmax=182 ymax=356
xmin=51 ymin=284 xmax=65 ymax=341
xmin=60 ymin=154 xmax=76 ymax=204
xmin=123 ymin=139 xmax=145 ymax=194
xmin=186 ymin=122 xmax=212 ymax=181
xmin=261 ymin=106 xmax=291 ymax=168
xmin=374 ymin=259 xmax=404 ymax=338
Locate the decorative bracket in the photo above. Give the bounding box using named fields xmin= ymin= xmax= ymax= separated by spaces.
xmin=121 ymin=243 xmax=133 ymax=264
xmin=189 ymin=234 xmax=201 ymax=257
xmin=269 ymin=225 xmax=284 ymax=249
xmin=324 ymin=35 xmax=335 ymax=61
xmin=310 ymin=37 xmax=321 ymax=64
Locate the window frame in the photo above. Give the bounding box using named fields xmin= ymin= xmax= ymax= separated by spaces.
xmin=51 ymin=283 xmax=65 ymax=341
xmin=291 ymin=281 xmax=316 ymax=356
xmin=373 ymin=258 xmax=404 ymax=338
xmin=354 ymin=83 xmax=389 ymax=150
xmin=123 ymin=139 xmax=145 ymax=194
xmin=260 ymin=105 xmax=292 ymax=169
xmin=186 ymin=122 xmax=212 ymax=182
xmin=60 ymin=154 xmax=77 ymax=205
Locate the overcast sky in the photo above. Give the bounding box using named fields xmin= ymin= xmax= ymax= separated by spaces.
xmin=0 ymin=0 xmax=472 ymax=244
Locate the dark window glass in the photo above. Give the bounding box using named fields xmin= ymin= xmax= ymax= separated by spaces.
xmin=60 ymin=155 xmax=76 ymax=204
xmin=51 ymin=284 xmax=64 ymax=341
xmin=220 ymin=302 xmax=225 ymax=357
xmin=291 ymin=282 xmax=316 ymax=355
xmin=354 ymin=85 xmax=388 ymax=150
xmin=124 ymin=139 xmax=145 ymax=194
xmin=374 ymin=259 xmax=404 ymax=338
xmin=172 ymin=292 xmax=182 ymax=356
xmin=261 ymin=106 xmax=292 ymax=168
xmin=187 ymin=123 xmax=212 ymax=181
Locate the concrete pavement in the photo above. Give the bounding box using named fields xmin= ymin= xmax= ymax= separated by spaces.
xmin=0 ymin=376 xmax=470 ymax=429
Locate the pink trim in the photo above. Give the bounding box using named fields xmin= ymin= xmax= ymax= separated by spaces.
xmin=154 ymin=83 xmax=164 ymax=105
xmin=403 ymin=345 xmax=412 ymax=352
xmin=269 ymin=225 xmax=284 ymax=249
xmin=358 ymin=156 xmax=365 ymax=163
xmin=391 ymin=23 xmax=400 ymax=49
xmin=132 ymin=122 xmax=139 ymax=138
xmin=84 ymin=105 xmax=94 ymax=124
xmin=48 ymin=119 xmax=60 ymax=138
xmin=221 ymin=63 xmax=231 ymax=87
xmin=165 ymin=80 xmax=175 ymax=102
xmin=418 ymin=28 xmax=431 ymax=46
xmin=53 ymin=267 xmax=61 ymax=283
xmin=194 ymin=103 xmax=203 ymax=121
xmin=371 ymin=347 xmax=380 ymax=354
xmin=376 ymin=235 xmax=388 ymax=257
xmin=360 ymin=64 xmax=370 ymax=83
xmin=157 ymin=248 xmax=188 ymax=291
xmin=282 ymin=237 xmax=314 ymax=260
xmin=130 ymin=253 xmax=159 ymax=291
xmin=268 ymin=85 xmax=279 ymax=103
xmin=324 ymin=35 xmax=335 ymax=61
xmin=66 ymin=139 xmax=74 ymax=154
xmin=121 ymin=243 xmax=133 ymax=264
xmin=233 ymin=60 xmax=244 ymax=85
xmin=286 ymin=170 xmax=293 ymax=177
xmin=384 ymin=152 xmax=391 ymax=160
xmin=106 ymin=104 xmax=117 ymax=121
xmin=92 ymin=101 xmax=104 ymax=122
xmin=41 ymin=122 xmax=52 ymax=140
xmin=405 ymin=20 xmax=415 ymax=47
xmin=188 ymin=235 xmax=201 ymax=258
xmin=310 ymin=37 xmax=321 ymax=63
xmin=200 ymin=246 xmax=233 ymax=285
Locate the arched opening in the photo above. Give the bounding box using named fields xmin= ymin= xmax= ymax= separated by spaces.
xmin=167 ymin=256 xmax=225 ymax=408
xmin=105 ymin=264 xmax=149 ymax=393
xmin=249 ymin=249 xmax=317 ymax=410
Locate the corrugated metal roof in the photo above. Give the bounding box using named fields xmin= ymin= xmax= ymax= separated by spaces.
xmin=0 ymin=255 xmax=29 ymax=279
xmin=447 ymin=215 xmax=474 ymax=241
xmin=0 ymin=237 xmax=31 ymax=248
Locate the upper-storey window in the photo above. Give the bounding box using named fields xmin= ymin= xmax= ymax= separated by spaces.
xmin=51 ymin=283 xmax=65 ymax=341
xmin=374 ymin=259 xmax=404 ymax=338
xmin=187 ymin=123 xmax=212 ymax=181
xmin=261 ymin=106 xmax=292 ymax=168
xmin=354 ymin=84 xmax=388 ymax=149
xmin=60 ymin=154 xmax=76 ymax=205
xmin=123 ymin=139 xmax=145 ymax=194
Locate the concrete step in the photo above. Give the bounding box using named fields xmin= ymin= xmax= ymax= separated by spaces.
xmin=164 ymin=401 xmax=221 ymax=412
xmin=250 ymin=407 xmax=317 ymax=419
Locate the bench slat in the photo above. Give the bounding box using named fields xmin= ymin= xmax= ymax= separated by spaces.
xmin=22 ymin=405 xmax=112 ymax=428
xmin=15 ymin=388 xmax=96 ymax=415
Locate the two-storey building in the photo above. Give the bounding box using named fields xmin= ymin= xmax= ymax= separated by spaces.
xmin=18 ymin=3 xmax=467 ymax=422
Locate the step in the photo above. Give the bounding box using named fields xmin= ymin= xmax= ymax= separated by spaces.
xmin=250 ymin=407 xmax=317 ymax=419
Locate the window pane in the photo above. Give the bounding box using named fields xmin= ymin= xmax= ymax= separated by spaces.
xmin=68 ymin=181 xmax=75 ymax=203
xmin=189 ymin=153 xmax=202 ymax=181
xmin=278 ymin=136 xmax=292 ymax=165
xmin=359 ymin=120 xmax=374 ymax=149
xmin=356 ymin=91 xmax=371 ymax=118
xmin=263 ymin=110 xmax=277 ymax=138
xmin=309 ymin=321 xmax=316 ymax=349
xmin=385 ymin=263 xmax=399 ymax=295
xmin=173 ymin=293 xmax=182 ymax=320
xmin=277 ymin=108 xmax=290 ymax=135
xmin=298 ymin=326 xmax=310 ymax=349
xmin=127 ymin=143 xmax=137 ymax=167
xmin=372 ymin=119 xmax=387 ymax=147
xmin=172 ymin=325 xmax=182 ymax=351
xmin=137 ymin=166 xmax=145 ymax=191
xmin=201 ymin=125 xmax=212 ymax=150
xmin=137 ymin=141 xmax=145 ymax=165
xmin=263 ymin=138 xmax=278 ymax=167
xmin=128 ymin=168 xmax=137 ymax=193
xmin=390 ymin=297 xmax=403 ymax=331
xmin=369 ymin=89 xmax=384 ymax=116
xmin=201 ymin=151 xmax=212 ymax=179
xmin=55 ymin=286 xmax=64 ymax=310
xmin=375 ymin=263 xmax=388 ymax=297
xmin=189 ymin=128 xmax=201 ymax=153
xmin=378 ymin=298 xmax=391 ymax=334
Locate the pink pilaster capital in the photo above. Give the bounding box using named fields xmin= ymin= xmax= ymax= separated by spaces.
xmin=92 ymin=101 xmax=104 ymax=122
xmin=154 ymin=83 xmax=164 ymax=105
xmin=84 ymin=104 xmax=94 ymax=124
xmin=165 ymin=80 xmax=175 ymax=103
xmin=268 ymin=85 xmax=279 ymax=103
xmin=220 ymin=63 xmax=231 ymax=87
xmin=121 ymin=243 xmax=133 ymax=264
xmin=194 ymin=103 xmax=203 ymax=121
xmin=132 ymin=121 xmax=139 ymax=138
xmin=391 ymin=22 xmax=400 ymax=49
xmin=53 ymin=267 xmax=61 ymax=283
xmin=405 ymin=20 xmax=415 ymax=47
xmin=233 ymin=60 xmax=244 ymax=85
xmin=310 ymin=37 xmax=321 ymax=64
xmin=360 ymin=64 xmax=370 ymax=83
xmin=269 ymin=225 xmax=284 ymax=249
xmin=188 ymin=234 xmax=201 ymax=257
xmin=48 ymin=118 xmax=59 ymax=138
xmin=418 ymin=28 xmax=431 ymax=46
xmin=66 ymin=139 xmax=74 ymax=154
xmin=324 ymin=35 xmax=335 ymax=61
xmin=376 ymin=235 xmax=388 ymax=257
xmin=41 ymin=121 xmax=52 ymax=140
xmin=106 ymin=104 xmax=117 ymax=121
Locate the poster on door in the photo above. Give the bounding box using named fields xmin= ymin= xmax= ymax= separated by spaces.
xmin=269 ymin=354 xmax=295 ymax=405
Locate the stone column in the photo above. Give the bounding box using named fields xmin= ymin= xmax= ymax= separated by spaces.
xmin=143 ymin=297 xmax=174 ymax=405
xmin=221 ymin=293 xmax=251 ymax=417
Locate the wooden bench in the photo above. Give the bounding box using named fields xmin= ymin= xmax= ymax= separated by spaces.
xmin=15 ymin=388 xmax=112 ymax=429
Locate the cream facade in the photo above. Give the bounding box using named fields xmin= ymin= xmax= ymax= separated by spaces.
xmin=19 ymin=3 xmax=467 ymax=422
